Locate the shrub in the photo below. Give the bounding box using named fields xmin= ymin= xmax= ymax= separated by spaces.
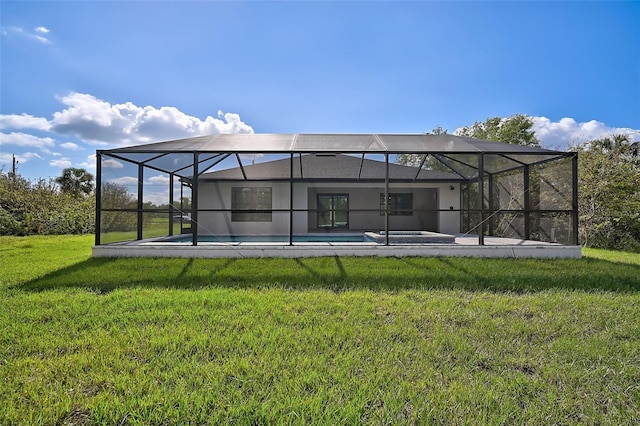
xmin=0 ymin=172 xmax=95 ymax=236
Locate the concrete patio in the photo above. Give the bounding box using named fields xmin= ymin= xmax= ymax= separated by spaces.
xmin=92 ymin=234 xmax=582 ymax=259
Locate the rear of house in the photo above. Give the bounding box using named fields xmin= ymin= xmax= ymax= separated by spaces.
xmin=93 ymin=133 xmax=579 ymax=258
xmin=196 ymin=154 xmax=462 ymax=237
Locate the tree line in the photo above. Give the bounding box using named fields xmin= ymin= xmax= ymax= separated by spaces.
xmin=0 ymin=168 xmax=95 ymax=235
xmin=1 ymin=117 xmax=639 ymax=251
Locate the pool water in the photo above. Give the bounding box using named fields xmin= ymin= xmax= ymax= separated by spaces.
xmin=167 ymin=234 xmax=370 ymax=243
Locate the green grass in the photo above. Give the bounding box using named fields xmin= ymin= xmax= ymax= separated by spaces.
xmin=99 ymin=219 xmax=182 ymax=244
xmin=1 ymin=236 xmax=639 ymax=424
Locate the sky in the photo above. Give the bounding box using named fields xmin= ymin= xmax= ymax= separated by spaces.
xmin=1 ymin=0 xmax=639 ymax=181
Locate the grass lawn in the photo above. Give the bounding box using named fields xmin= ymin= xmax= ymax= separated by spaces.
xmin=1 ymin=235 xmax=639 ymax=425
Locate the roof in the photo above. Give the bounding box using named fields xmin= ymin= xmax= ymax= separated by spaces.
xmin=99 ymin=133 xmax=572 ymax=180
xmin=103 ymin=133 xmax=563 ymax=155
xmin=200 ymin=153 xmax=464 ymax=181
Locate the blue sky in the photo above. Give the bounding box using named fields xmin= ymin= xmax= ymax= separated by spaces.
xmin=1 ymin=1 xmax=639 ymax=181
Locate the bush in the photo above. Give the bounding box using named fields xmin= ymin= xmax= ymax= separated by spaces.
xmin=0 ymin=172 xmax=95 ymax=236
xmin=577 ymin=135 xmax=640 ymax=252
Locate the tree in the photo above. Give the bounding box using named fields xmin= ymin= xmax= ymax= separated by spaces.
xmin=180 ymin=196 xmax=192 ymax=211
xmin=395 ymin=126 xmax=449 ymax=167
xmin=428 ymin=125 xmax=448 ymax=136
xmin=396 ymin=115 xmax=539 ymax=168
xmin=576 ymin=134 xmax=640 ymax=251
xmin=589 ymin=134 xmax=640 ymax=166
xmin=457 ymin=114 xmax=539 ymax=146
xmin=55 ymin=167 xmax=94 ymax=198
xmin=100 ymin=182 xmax=137 ymax=232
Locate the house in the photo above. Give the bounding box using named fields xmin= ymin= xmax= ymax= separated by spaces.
xmin=197 ymin=153 xmax=462 ymax=237
xmin=94 ymin=133 xmax=579 ymax=258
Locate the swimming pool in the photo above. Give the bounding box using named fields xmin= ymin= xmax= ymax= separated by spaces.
xmin=364 ymin=231 xmax=456 ymax=244
xmin=163 ymin=231 xmax=457 ymax=244
xmin=166 ymin=234 xmax=371 ymax=243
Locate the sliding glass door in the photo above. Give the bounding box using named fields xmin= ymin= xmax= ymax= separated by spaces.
xmin=317 ymin=194 xmax=349 ymax=229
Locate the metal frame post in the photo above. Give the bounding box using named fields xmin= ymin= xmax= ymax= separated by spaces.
xmin=191 ymin=153 xmax=199 ymax=246
xmin=137 ymin=163 xmax=144 ymax=240
xmin=289 ymin=153 xmax=294 ymax=246
xmin=169 ymin=173 xmax=174 ymax=237
xmin=95 ymin=152 xmax=102 ymax=246
xmin=478 ymin=154 xmax=484 ymax=246
xmin=488 ymin=174 xmax=494 ymax=236
xmin=571 ymin=153 xmax=579 ymax=245
xmin=385 ymin=153 xmax=390 ymax=246
xmin=523 ymin=165 xmax=531 ymax=241
xmin=180 ymin=181 xmax=184 ymax=234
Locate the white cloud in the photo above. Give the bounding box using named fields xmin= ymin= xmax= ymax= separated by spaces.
xmin=78 ymin=154 xmax=126 ymax=172
xmin=0 ymin=93 xmax=254 ymax=171
xmin=0 ymin=113 xmax=51 ymax=131
xmin=147 ymin=175 xmax=170 ymax=185
xmin=103 ymin=158 xmax=123 ymax=169
xmin=0 ymin=132 xmax=55 ymax=149
xmin=1 ymin=92 xmax=256 ymax=179
xmin=60 ymin=142 xmax=82 ymax=151
xmin=143 ymin=191 xmax=171 ymax=206
xmin=49 ymin=158 xmax=72 ymax=168
xmin=109 ymin=176 xmax=139 ymax=185
xmin=79 ymin=156 xmax=123 ymax=172
xmin=0 ymin=152 xmax=42 ymax=167
xmin=51 ymin=92 xmax=254 ymax=146
xmin=78 ymin=154 xmax=97 ymax=171
xmin=33 ymin=35 xmax=50 ymax=44
xmin=2 ymin=26 xmax=52 ymax=44
xmin=532 ymin=117 xmax=640 ymax=149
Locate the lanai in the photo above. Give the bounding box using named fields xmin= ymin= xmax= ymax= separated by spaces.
xmin=94 ymin=133 xmax=578 ymax=257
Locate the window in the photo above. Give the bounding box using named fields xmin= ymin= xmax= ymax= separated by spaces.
xmin=232 ymin=187 xmax=272 ymax=222
xmin=380 ymin=193 xmax=413 ymax=216
xmin=317 ymin=194 xmax=349 ymax=228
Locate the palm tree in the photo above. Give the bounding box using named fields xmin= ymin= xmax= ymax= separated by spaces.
xmin=55 ymin=167 xmax=94 ymax=198
xmin=590 ymin=134 xmax=639 ymax=163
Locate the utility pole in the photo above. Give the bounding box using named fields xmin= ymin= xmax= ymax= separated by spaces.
xmin=9 ymin=154 xmax=18 ymax=179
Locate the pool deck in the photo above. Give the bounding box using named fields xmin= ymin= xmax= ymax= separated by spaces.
xmin=93 ymin=234 xmax=582 ymax=259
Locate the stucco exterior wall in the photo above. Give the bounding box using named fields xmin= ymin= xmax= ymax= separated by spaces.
xmin=305 ymin=185 xmax=437 ymax=231
xmin=197 ymin=182 xmax=292 ymax=235
xmin=197 ymin=181 xmax=460 ymax=235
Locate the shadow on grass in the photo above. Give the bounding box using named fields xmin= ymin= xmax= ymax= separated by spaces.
xmin=293 ymin=257 xmax=347 ymax=289
xmin=13 ymin=254 xmax=640 ymax=294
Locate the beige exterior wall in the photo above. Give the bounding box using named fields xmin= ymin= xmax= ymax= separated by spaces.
xmin=197 ymin=181 xmax=460 ymax=235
